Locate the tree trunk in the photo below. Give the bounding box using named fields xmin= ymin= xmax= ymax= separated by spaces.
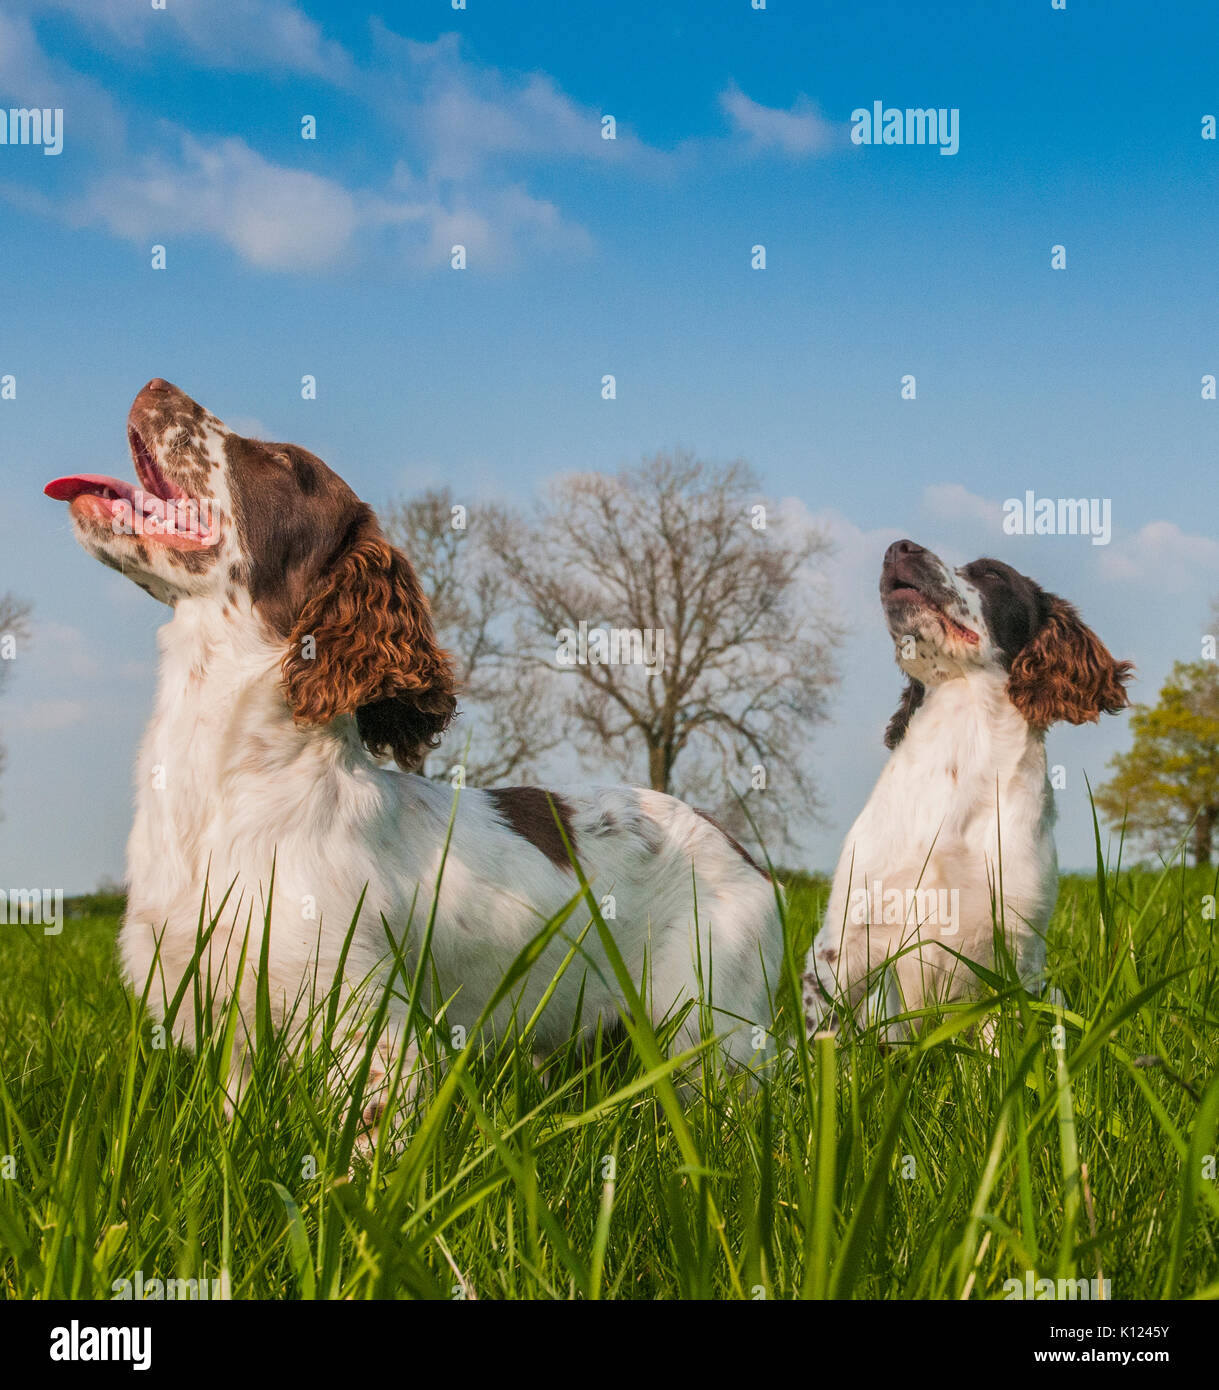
xmin=647 ymin=742 xmax=669 ymax=794
xmin=1194 ymin=808 xmax=1214 ymax=866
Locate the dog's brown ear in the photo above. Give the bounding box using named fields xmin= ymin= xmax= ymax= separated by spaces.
xmin=884 ymin=678 xmax=925 ymax=749
xmin=282 ymin=514 xmax=457 ymax=768
xmin=1007 ymin=595 xmax=1132 ymax=728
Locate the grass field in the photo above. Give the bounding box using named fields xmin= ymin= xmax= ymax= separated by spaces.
xmin=1 ymin=854 xmax=1217 ymax=1301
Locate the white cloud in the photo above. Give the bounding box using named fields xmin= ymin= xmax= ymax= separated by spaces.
xmin=71 ymin=127 xmax=588 ymax=273
xmin=8 ymin=698 xmax=88 ymax=732
xmin=30 ymin=622 xmax=99 ymax=680
xmin=920 ymin=482 xmax=999 ymax=529
xmin=1097 ymin=520 xmax=1219 ymax=592
xmin=225 ymin=416 xmax=274 ymax=440
xmin=373 ymin=168 xmax=592 ymax=270
xmin=6 ymin=10 xmax=840 ymax=272
xmin=20 ymin=0 xmax=355 ymax=81
xmin=0 ymin=10 xmax=127 ymax=149
xmin=80 ymin=135 xmax=360 ymax=271
xmin=776 ymin=498 xmax=902 ymax=631
xmin=12 ymin=16 xmax=603 ymax=274
xmin=369 ymin=27 xmax=665 ymax=179
xmin=719 ymin=86 xmax=839 ymax=156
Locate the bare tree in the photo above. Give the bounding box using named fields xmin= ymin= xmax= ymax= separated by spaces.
xmin=383 ymin=488 xmax=562 ymax=784
xmin=487 ymin=449 xmax=840 ymax=851
xmin=0 ymin=593 xmax=31 ymax=816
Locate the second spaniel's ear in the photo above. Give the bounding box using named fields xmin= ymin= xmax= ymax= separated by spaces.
xmin=1007 ymin=595 xmax=1132 ymax=728
xmin=282 ymin=512 xmax=457 ymax=768
xmin=884 ymin=678 xmax=925 ymax=749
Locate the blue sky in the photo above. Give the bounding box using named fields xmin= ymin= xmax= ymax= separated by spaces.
xmin=2 ymin=0 xmax=1218 ymax=889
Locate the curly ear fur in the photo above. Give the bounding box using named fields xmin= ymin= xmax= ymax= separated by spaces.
xmin=884 ymin=678 xmax=925 ymax=749
xmin=282 ymin=520 xmax=457 ymax=768
xmin=1007 ymin=595 xmax=1132 ymax=728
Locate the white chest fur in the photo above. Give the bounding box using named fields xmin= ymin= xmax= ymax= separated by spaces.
xmin=805 ymin=671 xmax=1058 ymax=1036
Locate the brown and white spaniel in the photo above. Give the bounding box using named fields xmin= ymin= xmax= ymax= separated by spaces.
xmin=46 ymin=380 xmax=782 ymax=1131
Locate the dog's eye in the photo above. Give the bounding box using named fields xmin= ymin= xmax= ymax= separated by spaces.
xmin=977 ymin=566 xmax=1004 ymax=582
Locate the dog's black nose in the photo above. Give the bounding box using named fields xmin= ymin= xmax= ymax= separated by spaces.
xmin=885 ymin=539 xmax=925 ymax=565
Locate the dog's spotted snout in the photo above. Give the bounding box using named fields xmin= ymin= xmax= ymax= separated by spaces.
xmin=882 ymin=538 xmax=933 ymax=595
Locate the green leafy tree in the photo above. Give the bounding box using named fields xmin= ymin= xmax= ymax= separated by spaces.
xmin=1095 ymin=658 xmax=1219 ymax=865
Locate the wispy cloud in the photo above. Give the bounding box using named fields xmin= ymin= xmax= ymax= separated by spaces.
xmin=17 ymin=0 xmax=356 ymax=81
xmin=368 ymin=27 xmax=666 ymax=178
xmin=74 ymin=127 xmax=593 ymax=274
xmin=919 ymin=482 xmax=1000 ymax=529
xmin=719 ymin=85 xmax=840 ymax=156
xmin=78 ymin=134 xmax=361 ymax=271
xmin=0 ymin=10 xmax=127 ymax=149
xmin=914 ymin=485 xmax=1219 ymax=601
xmin=8 ymin=698 xmax=89 ymax=732
xmin=372 ymin=164 xmax=592 ymax=269
xmin=4 ymin=13 xmax=625 ymax=271
xmin=778 ymin=498 xmax=902 ymax=630
xmin=3 ymin=6 xmax=838 ymax=271
xmin=1098 ymin=520 xmax=1219 ymax=593
xmin=31 ymin=623 xmax=99 ymax=680
xmin=224 ymin=416 xmax=274 ymax=440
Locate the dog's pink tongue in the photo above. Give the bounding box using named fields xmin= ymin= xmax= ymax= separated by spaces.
xmin=44 ymin=474 xmax=129 ymax=501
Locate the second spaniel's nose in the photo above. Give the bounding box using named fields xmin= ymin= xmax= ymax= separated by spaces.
xmin=144 ymin=378 xmax=172 ymax=393
xmin=885 ymin=539 xmax=925 ymax=565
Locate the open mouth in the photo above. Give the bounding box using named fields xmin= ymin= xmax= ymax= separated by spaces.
xmin=883 ymin=573 xmax=979 ymax=645
xmin=44 ymin=428 xmax=218 ymax=551
xmin=886 ymin=581 xmax=924 ymax=602
xmin=884 ymin=570 xmax=930 ymax=605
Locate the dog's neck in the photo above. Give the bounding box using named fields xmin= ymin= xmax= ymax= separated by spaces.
xmin=126 ymin=598 xmax=366 ymax=900
xmin=893 ymin=668 xmax=1048 ymax=799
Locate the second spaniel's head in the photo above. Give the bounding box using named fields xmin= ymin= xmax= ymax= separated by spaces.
xmin=880 ymin=538 xmax=1132 ymax=748
xmin=46 ymin=378 xmax=456 ymax=767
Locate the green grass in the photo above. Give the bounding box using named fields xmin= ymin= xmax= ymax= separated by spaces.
xmin=0 ymin=857 xmax=1217 ymax=1300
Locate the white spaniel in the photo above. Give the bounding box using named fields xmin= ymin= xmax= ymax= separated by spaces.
xmin=803 ymin=539 xmax=1131 ymax=1042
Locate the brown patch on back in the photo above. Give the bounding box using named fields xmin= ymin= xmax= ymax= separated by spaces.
xmin=488 ymin=787 xmax=577 ymax=871
xmin=693 ymin=808 xmax=770 ymax=879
